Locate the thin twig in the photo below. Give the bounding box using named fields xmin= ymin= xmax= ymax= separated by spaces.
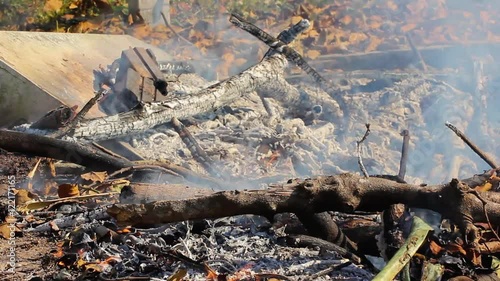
xmin=398 ymin=129 xmax=410 ymax=181
xmin=405 ymin=33 xmax=428 ymax=72
xmin=304 ymin=261 xmax=352 ymax=281
xmin=85 ymin=165 xmax=180 ymax=191
xmin=229 ymin=14 xmax=344 ymax=103
xmin=171 ymin=117 xmax=222 ymax=178
xmin=49 ymin=88 xmax=108 ymax=138
xmin=356 ymin=124 xmax=371 ymax=178
xmin=263 ymin=18 xmax=310 ymax=58
xmin=469 ymin=189 xmax=500 ymax=242
xmin=91 ymin=142 xmax=131 ymax=161
xmin=445 ymin=122 xmax=497 ymax=169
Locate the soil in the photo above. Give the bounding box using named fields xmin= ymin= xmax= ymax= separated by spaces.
xmin=0 ymin=151 xmax=58 ymax=281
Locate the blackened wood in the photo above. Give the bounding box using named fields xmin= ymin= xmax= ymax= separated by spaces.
xmin=229 ymin=14 xmax=344 ymax=105
xmin=70 ymin=55 xmax=288 ymax=142
xmin=171 ymin=117 xmax=221 ymax=178
xmin=107 ymin=171 xmax=500 ymax=230
xmin=297 ymin=211 xmax=358 ymax=252
xmin=263 ymin=18 xmax=310 ymax=58
xmin=445 ymin=122 xmax=497 ymax=169
xmin=287 ymin=234 xmax=361 ymax=264
xmin=50 ymin=89 xmax=108 ymax=138
xmin=0 ymin=129 xmax=132 ymax=171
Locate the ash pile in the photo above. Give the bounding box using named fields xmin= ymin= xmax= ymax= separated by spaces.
xmin=3 ymin=12 xmax=500 ymax=281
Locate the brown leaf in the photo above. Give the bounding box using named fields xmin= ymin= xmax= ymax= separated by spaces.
xmin=167 ymin=268 xmax=187 ymax=281
xmin=429 ymin=240 xmax=443 ymax=255
xmin=339 ymin=15 xmax=352 ymax=26
xmin=81 ymin=171 xmax=107 ymax=183
xmin=93 ymin=0 xmax=114 ymax=14
xmin=365 ymin=36 xmax=383 ymax=52
xmin=0 ymin=221 xmax=20 ymax=239
xmin=58 ymin=184 xmax=80 ymax=198
xmin=306 ymin=49 xmax=321 ymax=60
xmin=43 ymin=0 xmax=63 ymax=12
xmin=445 ymin=242 xmax=467 ymax=256
xmin=401 ymin=23 xmax=417 ymax=33
xmin=15 ymin=189 xmax=38 ymax=206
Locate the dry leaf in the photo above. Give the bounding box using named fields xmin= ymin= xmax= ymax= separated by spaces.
xmin=167 ymin=268 xmax=187 ymax=281
xmin=387 ymin=1 xmax=398 ymax=11
xmin=58 ymin=183 xmax=80 ymax=198
xmin=401 ymin=23 xmax=417 ymax=33
xmin=81 ymin=171 xmax=107 ymax=183
xmin=429 ymin=240 xmax=443 ymax=255
xmin=306 ymin=49 xmax=321 ymax=60
xmin=15 ymin=189 xmax=38 ymax=206
xmin=43 ymin=0 xmax=63 ymax=12
xmin=349 ymin=32 xmax=368 ymax=45
xmin=0 ymin=221 xmax=20 ymax=239
xmin=365 ymin=36 xmax=383 ymax=52
xmin=47 ymin=159 xmax=56 ymax=178
xmin=339 ymin=15 xmax=352 ymax=26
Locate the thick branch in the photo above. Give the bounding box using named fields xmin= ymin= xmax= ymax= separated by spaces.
xmin=0 ymin=129 xmax=225 ymax=189
xmin=107 ymin=172 xmax=500 ymax=226
xmin=68 ymin=55 xmax=288 ymax=142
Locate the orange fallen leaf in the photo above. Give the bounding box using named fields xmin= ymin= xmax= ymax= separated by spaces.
xmin=429 ymin=240 xmax=443 ymax=255
xmin=339 ymin=15 xmax=352 ymax=26
xmin=57 ymin=184 xmax=80 ymax=198
xmin=365 ymin=36 xmax=383 ymax=52
xmin=43 ymin=0 xmax=63 ymax=12
xmin=306 ymin=49 xmax=321 ymax=60
xmin=401 ymin=23 xmax=417 ymax=33
xmin=15 ymin=189 xmax=38 ymax=206
xmin=81 ymin=171 xmax=107 ymax=183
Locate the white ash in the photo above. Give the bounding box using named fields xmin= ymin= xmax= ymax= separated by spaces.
xmin=171 ymin=216 xmax=373 ymax=280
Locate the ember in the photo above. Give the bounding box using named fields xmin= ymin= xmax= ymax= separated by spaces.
xmin=1 ymin=0 xmax=500 ymax=280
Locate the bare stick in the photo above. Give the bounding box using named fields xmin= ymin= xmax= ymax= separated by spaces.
xmin=356 ymin=124 xmax=371 ymax=177
xmin=49 ymin=88 xmax=108 ymax=138
xmin=445 ymin=122 xmax=497 ymax=169
xmin=263 ymin=18 xmax=310 ymax=58
xmin=398 ymin=129 xmax=410 ymax=181
xmin=171 ymin=117 xmax=221 ymax=178
xmin=405 ymin=33 xmax=428 ymax=72
xmin=229 ymin=14 xmax=344 ymax=104
xmin=304 ymin=262 xmax=353 ymax=281
xmin=288 ymin=234 xmax=361 ymax=264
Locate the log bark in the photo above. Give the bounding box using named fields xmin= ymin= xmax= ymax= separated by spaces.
xmin=107 ymin=172 xmax=500 ymax=234
xmin=0 ymin=129 xmax=226 ymax=189
xmin=67 ymin=55 xmax=288 ymax=142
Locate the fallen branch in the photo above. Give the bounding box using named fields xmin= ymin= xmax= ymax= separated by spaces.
xmin=445 ymin=122 xmax=497 ymax=169
xmin=287 ymin=234 xmax=361 ymax=264
xmin=405 ymin=33 xmax=428 ymax=72
xmin=68 ymin=54 xmax=288 ymax=142
xmin=49 ymin=88 xmax=108 ymax=138
xmin=229 ymin=14 xmax=344 ymax=106
xmin=397 ymin=129 xmax=410 ymax=181
xmin=171 ymin=117 xmax=221 ymax=178
xmin=263 ymin=18 xmax=310 ymax=58
xmin=356 ymin=124 xmax=370 ymax=177
xmin=0 ymin=129 xmax=225 ymax=189
xmin=107 ymin=171 xmax=500 ymax=233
